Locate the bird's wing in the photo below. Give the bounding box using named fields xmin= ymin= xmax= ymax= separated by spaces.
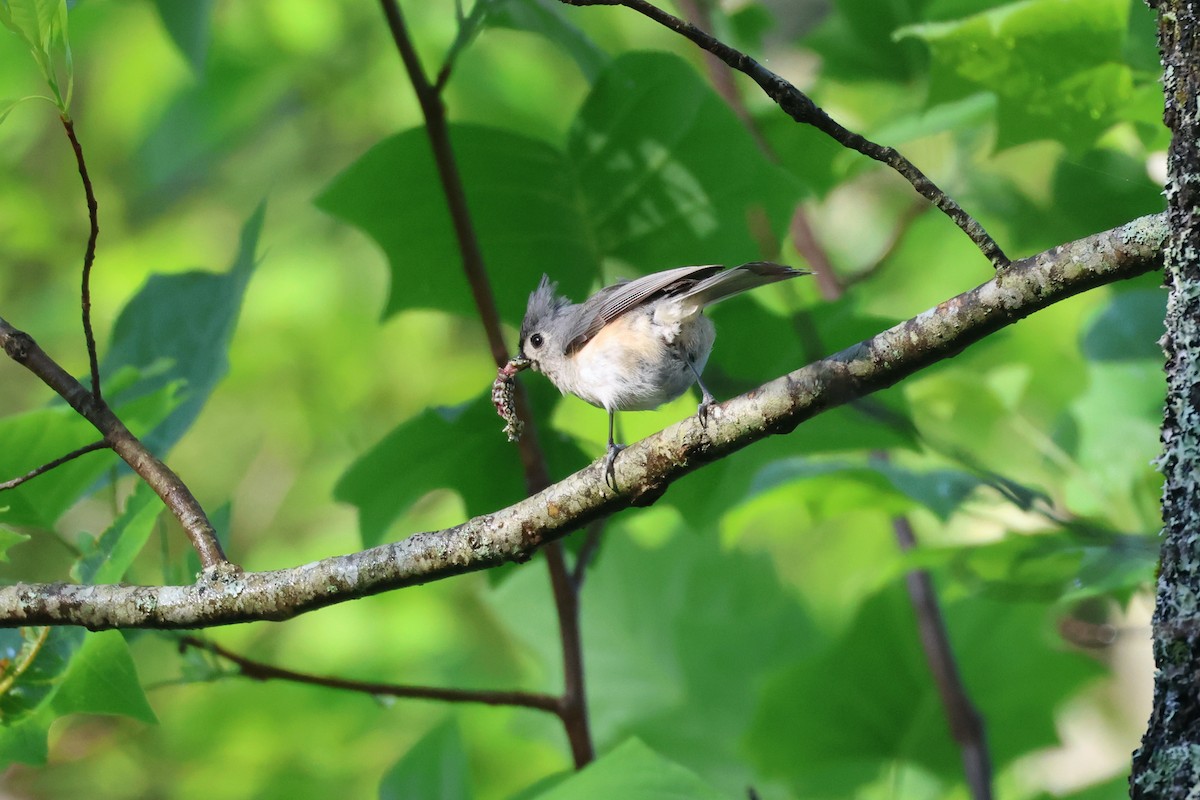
xmin=563 ymin=265 xmax=725 ymax=354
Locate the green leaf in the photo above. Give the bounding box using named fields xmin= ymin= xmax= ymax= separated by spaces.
xmin=747 ymin=581 xmax=1103 ymax=795
xmin=803 ymin=0 xmax=928 ymax=82
xmin=52 ymin=630 xmax=156 ymax=724
xmin=568 ymin=51 xmax=803 ymax=268
xmin=379 ymin=720 xmax=471 ymax=800
xmin=102 ymin=201 xmax=263 ymax=455
xmin=0 ymin=380 xmax=180 ymax=530
xmin=0 ymin=527 xmax=30 ymax=561
xmin=153 ymin=0 xmax=212 ymax=74
xmin=0 ymin=0 xmax=71 ymax=112
xmin=71 ymin=482 xmax=161 ymax=584
xmin=529 ymin=738 xmax=724 ymax=800
xmin=0 ymin=627 xmax=85 ymax=723
xmin=0 ymin=627 xmax=154 ymax=768
xmin=487 ymin=0 xmax=608 ymax=81
xmin=488 ymin=523 xmax=818 ymax=791
xmin=0 ymin=707 xmax=52 ymax=766
xmin=337 ymin=381 xmax=588 ymax=548
xmin=317 ymin=124 xmax=598 ymax=326
xmin=750 ymin=457 xmax=990 ymax=521
xmin=916 ymin=528 xmax=1157 ymax=604
xmin=899 ymin=0 xmax=1133 ymax=150
xmin=1081 ymin=288 xmax=1166 ymax=362
xmin=1052 ymin=149 xmax=1165 ymax=242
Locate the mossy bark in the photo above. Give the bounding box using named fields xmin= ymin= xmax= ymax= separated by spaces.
xmin=1131 ymin=2 xmax=1200 ymax=796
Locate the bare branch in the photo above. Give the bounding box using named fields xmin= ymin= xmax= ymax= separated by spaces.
xmin=0 ymin=317 xmax=228 ymax=568
xmin=0 ymin=214 xmax=1164 ymax=630
xmin=178 ymin=636 xmax=561 ymax=713
xmin=0 ymin=440 xmax=109 ymax=492
xmin=61 ymin=117 xmax=102 ymax=402
xmin=557 ymin=0 xmax=1010 ymax=270
xmin=379 ymin=0 xmax=592 ymax=765
xmin=893 ymin=516 xmax=993 ymax=800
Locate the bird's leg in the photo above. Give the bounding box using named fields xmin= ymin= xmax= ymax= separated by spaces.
xmin=688 ymin=360 xmax=717 ymax=427
xmin=603 ymin=409 xmax=625 ymax=488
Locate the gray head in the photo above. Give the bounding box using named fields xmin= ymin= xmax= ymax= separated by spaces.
xmin=518 ymin=275 xmax=573 ymax=374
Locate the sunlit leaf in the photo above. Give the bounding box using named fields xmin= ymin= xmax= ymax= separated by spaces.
xmin=899 ymin=0 xmax=1133 ymax=149
xmin=569 ymin=52 xmax=803 ymax=269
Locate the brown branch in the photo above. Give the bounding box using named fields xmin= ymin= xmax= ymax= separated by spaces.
xmin=61 ymin=117 xmax=102 ymax=402
xmin=570 ymin=518 xmax=607 ymax=590
xmin=178 ymin=635 xmax=562 ymax=713
xmin=0 ymin=316 xmax=228 ymax=569
xmin=0 ymin=214 xmax=1164 ymax=630
xmin=893 ymin=517 xmax=993 ymax=799
xmin=0 ymin=440 xmax=110 ymax=492
xmin=557 ymin=0 xmax=1010 ymax=270
xmin=379 ymin=0 xmax=593 ymax=766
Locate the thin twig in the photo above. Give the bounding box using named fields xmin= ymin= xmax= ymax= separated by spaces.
xmin=558 ymin=0 xmax=1010 ymax=270
xmin=178 ymin=636 xmax=561 ymax=713
xmin=379 ymin=0 xmax=594 ymax=767
xmin=0 ymin=316 xmax=228 ymax=569
xmin=893 ymin=517 xmax=993 ymax=800
xmin=0 ymin=440 xmax=110 ymax=491
xmin=61 ymin=117 xmax=102 ymax=402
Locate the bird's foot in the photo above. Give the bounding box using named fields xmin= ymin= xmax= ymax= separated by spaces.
xmin=603 ymin=442 xmax=626 ymax=489
xmin=697 ymin=391 xmax=717 ymax=428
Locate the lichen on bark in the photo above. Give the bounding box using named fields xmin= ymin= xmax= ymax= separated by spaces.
xmin=1131 ymin=2 xmax=1200 ymax=796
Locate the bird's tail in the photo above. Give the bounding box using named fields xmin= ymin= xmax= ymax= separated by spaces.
xmin=678 ymin=261 xmax=809 ymax=311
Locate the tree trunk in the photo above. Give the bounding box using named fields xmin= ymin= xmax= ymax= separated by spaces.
xmin=1131 ymin=2 xmax=1200 ymax=796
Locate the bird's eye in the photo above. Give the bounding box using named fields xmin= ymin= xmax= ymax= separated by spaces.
xmin=530 ymin=333 xmax=545 ymax=349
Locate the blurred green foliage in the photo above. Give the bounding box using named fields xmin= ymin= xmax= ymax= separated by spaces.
xmin=0 ymin=0 xmax=1166 ymax=798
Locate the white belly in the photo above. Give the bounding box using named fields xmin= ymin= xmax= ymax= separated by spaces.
xmin=568 ymin=307 xmax=715 ymax=412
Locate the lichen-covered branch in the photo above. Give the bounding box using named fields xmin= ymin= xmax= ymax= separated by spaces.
xmin=1131 ymin=1 xmax=1200 ymax=795
xmin=0 ymin=215 xmax=1164 ymax=630
xmin=557 ymin=0 xmax=1010 ymax=270
xmin=0 ymin=316 xmax=228 ymax=568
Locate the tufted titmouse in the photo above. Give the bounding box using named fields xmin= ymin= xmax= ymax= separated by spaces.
xmin=505 ymin=261 xmax=809 ymax=480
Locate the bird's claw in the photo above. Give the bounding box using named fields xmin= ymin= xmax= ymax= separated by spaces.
xmin=603 ymin=442 xmax=626 ymax=489
xmin=697 ymin=393 xmax=716 ymax=428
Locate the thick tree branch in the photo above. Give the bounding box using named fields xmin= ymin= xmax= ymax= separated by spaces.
xmin=557 ymin=0 xmax=1009 ymax=270
xmin=0 ymin=316 xmax=228 ymax=569
xmin=1132 ymin=1 xmax=1200 ymax=794
xmin=0 ymin=215 xmax=1164 ymax=630
xmin=178 ymin=636 xmax=561 ymax=713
